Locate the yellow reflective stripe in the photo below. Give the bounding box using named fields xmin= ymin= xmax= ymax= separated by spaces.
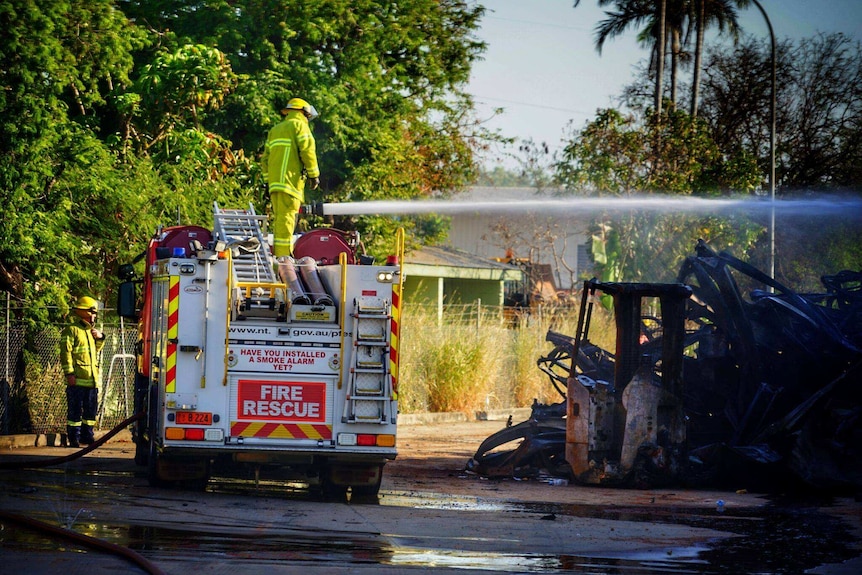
xmin=278 ymin=140 xmax=291 ymax=183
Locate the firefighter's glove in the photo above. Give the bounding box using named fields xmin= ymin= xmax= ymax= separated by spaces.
xmin=308 ymin=176 xmax=320 ymax=190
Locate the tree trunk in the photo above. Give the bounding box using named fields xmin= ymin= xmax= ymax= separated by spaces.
xmin=690 ymin=0 xmax=706 ymax=117
xmin=671 ymin=28 xmax=681 ymax=106
xmin=655 ymin=0 xmax=667 ymax=118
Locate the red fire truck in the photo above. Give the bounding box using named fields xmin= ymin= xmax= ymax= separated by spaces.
xmin=117 ymin=203 xmax=403 ymax=497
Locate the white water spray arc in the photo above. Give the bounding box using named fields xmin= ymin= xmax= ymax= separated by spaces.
xmin=300 ymin=196 xmax=862 ymax=218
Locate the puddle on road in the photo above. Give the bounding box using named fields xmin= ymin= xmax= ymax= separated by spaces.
xmin=3 ymin=491 xmax=858 ymax=573
xmin=3 ymin=469 xmax=859 ymax=573
xmin=1 ymin=521 xmax=714 ymax=573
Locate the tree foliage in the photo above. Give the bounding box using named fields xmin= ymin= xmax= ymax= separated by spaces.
xmin=553 ymin=106 xmax=762 ymax=284
xmin=555 ymin=107 xmax=759 ymax=195
xmin=552 ymin=31 xmax=862 ymax=285
xmin=699 ymin=33 xmax=862 ymax=191
xmin=1 ymin=0 xmax=490 ymax=327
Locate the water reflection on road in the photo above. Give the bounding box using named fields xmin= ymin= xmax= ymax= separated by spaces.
xmin=1 ymin=465 xmax=860 ymax=573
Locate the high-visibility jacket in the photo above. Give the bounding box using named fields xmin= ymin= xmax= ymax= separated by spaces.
xmin=60 ymin=316 xmax=106 ymax=387
xmin=261 ymin=110 xmax=320 ymax=201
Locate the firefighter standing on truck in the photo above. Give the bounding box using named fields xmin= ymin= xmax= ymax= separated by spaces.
xmin=60 ymin=296 xmax=106 ymax=448
xmin=261 ymin=97 xmax=321 ymax=258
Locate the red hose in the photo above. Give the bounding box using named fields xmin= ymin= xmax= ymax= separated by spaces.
xmin=0 ymin=509 xmax=167 ymax=575
xmin=0 ymin=411 xmax=143 ymax=470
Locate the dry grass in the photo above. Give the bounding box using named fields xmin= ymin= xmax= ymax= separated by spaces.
xmin=398 ymin=304 xmax=614 ymax=414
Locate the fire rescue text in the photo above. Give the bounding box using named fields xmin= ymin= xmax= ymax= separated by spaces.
xmin=238 ymin=380 xmax=326 ymax=422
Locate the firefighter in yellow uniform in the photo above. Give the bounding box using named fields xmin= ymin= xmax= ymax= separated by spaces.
xmin=261 ymin=97 xmax=321 ymax=258
xmin=60 ymin=296 xmax=106 ymax=447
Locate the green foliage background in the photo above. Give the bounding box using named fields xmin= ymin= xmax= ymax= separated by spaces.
xmin=0 ymin=0 xmax=488 ymax=327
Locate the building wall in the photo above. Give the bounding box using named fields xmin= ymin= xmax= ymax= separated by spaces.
xmin=444 ymin=187 xmax=592 ymax=290
xmin=403 ymin=276 xmax=504 ymax=306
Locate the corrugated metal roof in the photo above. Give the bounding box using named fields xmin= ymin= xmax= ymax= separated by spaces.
xmin=405 ymin=245 xmax=517 ymax=271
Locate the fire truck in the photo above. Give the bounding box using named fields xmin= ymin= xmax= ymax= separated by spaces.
xmin=117 ymin=203 xmax=403 ymax=496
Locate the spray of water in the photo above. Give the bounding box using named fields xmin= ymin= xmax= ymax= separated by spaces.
xmin=315 ymin=195 xmax=862 ymax=218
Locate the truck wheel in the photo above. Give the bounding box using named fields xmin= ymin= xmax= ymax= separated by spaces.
xmin=350 ymin=464 xmax=384 ymax=498
xmin=320 ymin=475 xmax=348 ymax=501
xmin=132 ymin=373 xmax=149 ymax=466
xmin=133 ymin=435 xmax=149 ymax=466
xmin=147 ymin=438 xmax=170 ymax=488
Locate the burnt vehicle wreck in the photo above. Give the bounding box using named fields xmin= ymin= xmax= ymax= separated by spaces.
xmin=467 ymin=241 xmax=862 ymax=490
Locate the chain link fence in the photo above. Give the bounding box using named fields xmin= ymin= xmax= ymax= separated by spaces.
xmin=0 ymin=314 xmax=138 ymax=436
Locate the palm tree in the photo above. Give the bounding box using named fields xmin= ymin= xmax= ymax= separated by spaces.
xmin=689 ymin=0 xmax=747 ymax=117
xmin=574 ymin=1 xmax=746 ymax=117
xmin=574 ymin=0 xmax=670 ymax=115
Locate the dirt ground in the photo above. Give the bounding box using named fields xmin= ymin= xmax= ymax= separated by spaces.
xmin=0 ymin=415 xmax=820 ymax=510
xmin=3 ymin=417 xmax=862 ymax=573
xmin=388 ymin=417 xmax=767 ymax=510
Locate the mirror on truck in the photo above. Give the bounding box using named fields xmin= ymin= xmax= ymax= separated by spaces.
xmin=117 ymin=281 xmax=138 ymax=320
xmin=117 ymin=264 xmax=138 ymax=321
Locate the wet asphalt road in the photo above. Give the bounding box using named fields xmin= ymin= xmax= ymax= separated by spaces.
xmin=1 ymin=422 xmax=862 ymax=574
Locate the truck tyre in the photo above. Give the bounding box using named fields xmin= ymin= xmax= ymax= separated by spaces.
xmin=349 ymin=464 xmax=384 ymax=498
xmin=320 ymin=470 xmax=348 ymax=501
xmin=132 ymin=373 xmax=150 ymax=466
xmin=134 ymin=436 xmax=149 ymax=466
xmin=322 ymin=463 xmax=384 ymax=499
xmin=147 ymin=438 xmax=170 ymax=488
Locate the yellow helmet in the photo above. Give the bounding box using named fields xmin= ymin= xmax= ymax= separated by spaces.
xmin=73 ymin=296 xmax=100 ymax=312
xmin=282 ymin=97 xmax=319 ymax=120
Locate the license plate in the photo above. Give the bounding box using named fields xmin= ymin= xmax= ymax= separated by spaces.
xmin=175 ymin=411 xmax=212 ymax=425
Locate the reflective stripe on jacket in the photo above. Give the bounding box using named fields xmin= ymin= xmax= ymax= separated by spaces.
xmin=261 ymin=110 xmax=319 ymax=201
xmin=60 ymin=317 xmax=105 ymax=387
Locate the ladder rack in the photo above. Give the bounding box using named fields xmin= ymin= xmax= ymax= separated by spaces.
xmin=213 ymin=202 xmax=277 ymax=285
xmin=213 ymin=202 xmax=283 ymax=319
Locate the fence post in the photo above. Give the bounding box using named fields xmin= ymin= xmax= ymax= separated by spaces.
xmin=1 ymin=292 xmax=9 ymax=434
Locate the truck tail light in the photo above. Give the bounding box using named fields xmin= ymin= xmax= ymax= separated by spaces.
xmin=165 ymin=427 xmax=206 ymax=441
xmin=376 ymin=434 xmax=395 ymax=447
xmin=352 ymin=434 xmax=395 ymax=447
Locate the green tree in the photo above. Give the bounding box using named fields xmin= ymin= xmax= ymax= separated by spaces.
xmin=698 ymin=33 xmax=862 ymax=191
xmin=574 ymin=1 xmax=746 ymax=115
xmin=117 ymin=0 xmax=490 ymax=257
xmin=574 ymin=0 xmax=668 ymax=113
xmin=0 ymin=0 xmax=147 ymax=324
xmin=2 ymin=0 xmax=493 ymax=327
xmin=554 ymin=106 xmax=761 ymax=283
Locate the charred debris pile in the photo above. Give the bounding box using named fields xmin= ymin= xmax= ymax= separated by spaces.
xmin=468 ymin=241 xmax=862 ymax=491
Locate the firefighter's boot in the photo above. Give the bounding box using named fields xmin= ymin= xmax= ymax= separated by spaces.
xmin=80 ymin=424 xmax=95 ymax=445
xmin=66 ymin=425 xmax=80 ymax=448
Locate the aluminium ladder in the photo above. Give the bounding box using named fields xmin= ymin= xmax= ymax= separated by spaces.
xmin=342 ymin=296 xmax=393 ymax=423
xmin=213 ymin=202 xmax=282 ymax=319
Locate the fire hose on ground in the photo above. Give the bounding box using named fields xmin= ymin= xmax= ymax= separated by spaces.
xmin=0 ymin=411 xmax=166 ymax=575
xmin=0 ymin=411 xmax=143 ymax=471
